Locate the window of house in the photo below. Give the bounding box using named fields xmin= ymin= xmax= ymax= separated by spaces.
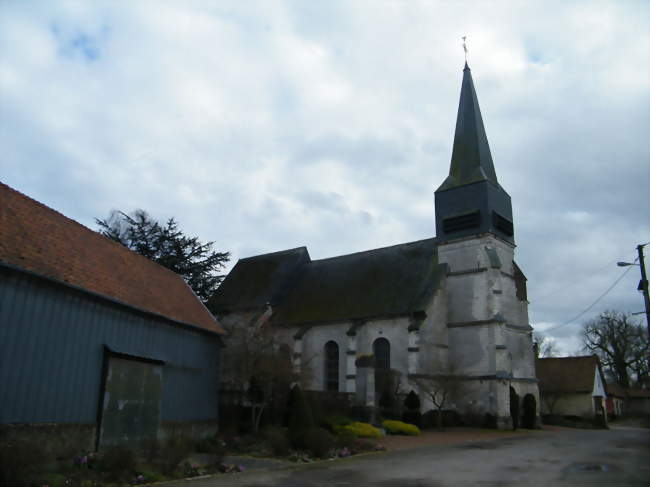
xmin=324 ymin=341 xmax=339 ymax=392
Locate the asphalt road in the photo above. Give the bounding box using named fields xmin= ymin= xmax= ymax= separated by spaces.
xmin=172 ymin=426 xmax=650 ymax=487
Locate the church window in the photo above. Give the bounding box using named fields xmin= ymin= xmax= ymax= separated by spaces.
xmin=492 ymin=211 xmax=514 ymax=236
xmin=324 ymin=341 xmax=339 ymax=392
xmin=443 ymin=210 xmax=480 ymax=233
xmin=373 ymin=337 xmax=391 ymax=370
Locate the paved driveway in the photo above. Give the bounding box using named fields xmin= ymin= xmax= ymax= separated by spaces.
xmin=170 ymin=426 xmax=650 ymax=486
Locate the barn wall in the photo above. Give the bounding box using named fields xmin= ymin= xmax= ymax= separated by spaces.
xmin=0 ymin=267 xmax=220 ymax=445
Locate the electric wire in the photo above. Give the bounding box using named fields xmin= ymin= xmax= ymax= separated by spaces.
xmin=530 ymin=251 xmax=637 ymax=304
xmin=542 ymin=265 xmax=635 ymax=333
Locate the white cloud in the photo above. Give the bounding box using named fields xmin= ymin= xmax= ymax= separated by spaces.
xmin=1 ymin=0 xmax=648 ymax=354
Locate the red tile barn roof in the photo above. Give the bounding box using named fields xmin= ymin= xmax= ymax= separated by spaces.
xmin=0 ymin=182 xmax=223 ymax=334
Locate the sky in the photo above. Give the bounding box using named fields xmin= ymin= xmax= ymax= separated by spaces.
xmin=1 ymin=0 xmax=649 ymax=355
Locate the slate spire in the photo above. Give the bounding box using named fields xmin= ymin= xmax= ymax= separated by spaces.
xmin=437 ymin=63 xmax=499 ymax=192
xmin=434 ymin=64 xmax=514 ymax=244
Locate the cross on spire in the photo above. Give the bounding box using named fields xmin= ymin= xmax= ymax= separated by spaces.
xmin=462 ymin=36 xmax=468 ymax=63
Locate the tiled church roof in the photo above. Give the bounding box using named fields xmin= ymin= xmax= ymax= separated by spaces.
xmin=0 ymin=182 xmax=223 ymax=334
xmin=210 ymin=237 xmax=446 ymax=326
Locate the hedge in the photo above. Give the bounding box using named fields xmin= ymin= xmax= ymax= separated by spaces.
xmin=381 ymin=420 xmax=421 ymax=436
xmin=341 ymin=422 xmax=382 ymax=438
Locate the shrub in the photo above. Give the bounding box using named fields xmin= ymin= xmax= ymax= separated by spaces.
xmin=195 ymin=434 xmax=226 ymax=460
xmin=349 ymin=405 xmax=373 ymax=423
xmin=141 ymin=437 xmax=160 ymax=464
xmin=351 ymin=438 xmax=376 ymax=452
xmin=288 ymin=385 xmax=314 ymax=449
xmin=404 ymin=391 xmax=421 ymax=411
xmin=304 ymin=427 xmax=334 ymax=458
xmin=321 ymin=415 xmax=353 ymax=433
xmin=522 ymin=393 xmax=537 ymax=429
xmin=264 ymin=426 xmax=291 ymax=457
xmin=509 ymin=388 xmax=520 ymax=430
xmin=483 ymin=413 xmax=497 ymax=429
xmin=382 ymin=420 xmax=421 ymax=436
xmin=334 ymin=430 xmax=356 ymax=449
xmin=341 ymin=422 xmax=382 ymax=438
xmin=402 ymin=410 xmax=422 ymax=427
xmin=378 ymin=390 xmax=399 ymax=420
xmin=98 ymin=445 xmax=135 ymax=481
xmin=0 ymin=438 xmax=50 ymax=487
xmin=157 ymin=435 xmax=192 ymax=475
xmin=421 ymin=409 xmax=459 ymax=429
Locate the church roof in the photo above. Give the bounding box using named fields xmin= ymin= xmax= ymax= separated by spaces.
xmin=207 ymin=246 xmax=311 ymax=312
xmin=210 ymin=238 xmax=445 ymax=326
xmin=0 ymin=182 xmax=224 ymax=334
xmin=535 ymin=355 xmax=602 ymax=394
xmin=437 ymin=63 xmax=499 ymax=192
xmin=272 ymin=238 xmax=444 ymax=326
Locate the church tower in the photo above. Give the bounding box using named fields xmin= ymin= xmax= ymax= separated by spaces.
xmin=435 ymin=63 xmax=538 ymax=429
xmin=435 ymin=62 xmax=514 ymax=243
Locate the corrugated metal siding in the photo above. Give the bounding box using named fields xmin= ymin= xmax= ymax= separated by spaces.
xmin=0 ymin=268 xmax=220 ymax=424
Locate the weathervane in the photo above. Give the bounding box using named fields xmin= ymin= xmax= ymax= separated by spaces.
xmin=462 ymin=35 xmax=468 ymax=63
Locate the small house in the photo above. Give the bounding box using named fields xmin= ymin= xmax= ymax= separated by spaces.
xmin=536 ymin=355 xmax=607 ymax=424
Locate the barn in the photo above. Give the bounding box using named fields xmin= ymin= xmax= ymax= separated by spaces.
xmin=0 ymin=182 xmax=224 ymax=452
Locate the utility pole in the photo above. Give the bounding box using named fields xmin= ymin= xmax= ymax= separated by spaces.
xmin=637 ymin=244 xmax=650 ymax=337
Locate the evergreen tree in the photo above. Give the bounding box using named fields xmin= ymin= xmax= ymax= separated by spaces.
xmin=96 ymin=209 xmax=229 ymax=302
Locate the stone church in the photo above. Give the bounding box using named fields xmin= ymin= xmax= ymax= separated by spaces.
xmin=208 ymin=63 xmax=539 ymax=429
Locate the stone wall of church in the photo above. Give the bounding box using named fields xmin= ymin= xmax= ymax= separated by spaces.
xmin=293 ymin=316 xmax=413 ymax=393
xmin=448 ymin=324 xmax=496 ymax=375
xmin=505 ymin=327 xmax=536 ymax=379
xmin=417 ymin=285 xmax=449 ymax=373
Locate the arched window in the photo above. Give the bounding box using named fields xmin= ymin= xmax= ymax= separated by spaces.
xmin=324 ymin=341 xmax=339 ymax=392
xmin=373 ymin=337 xmax=391 ymax=370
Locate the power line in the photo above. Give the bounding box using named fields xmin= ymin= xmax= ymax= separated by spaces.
xmin=542 ymin=265 xmax=635 ymax=333
xmin=531 ymin=251 xmax=637 ymax=304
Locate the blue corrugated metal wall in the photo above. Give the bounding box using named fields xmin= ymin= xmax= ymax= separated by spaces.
xmin=0 ymin=267 xmax=220 ymax=424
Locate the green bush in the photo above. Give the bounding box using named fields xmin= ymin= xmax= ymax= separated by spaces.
xmin=321 ymin=415 xmax=353 ymax=433
xmin=382 ymin=420 xmax=421 ymax=436
xmin=98 ymin=445 xmax=135 ymax=481
xmin=264 ymin=426 xmax=291 ymax=457
xmin=341 ymin=422 xmax=382 ymax=438
xmin=304 ymin=427 xmax=334 ymax=458
xmin=288 ymin=385 xmax=314 ymax=449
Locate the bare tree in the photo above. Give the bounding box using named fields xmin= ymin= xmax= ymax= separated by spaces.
xmin=411 ymin=358 xmax=461 ymax=430
xmin=541 ymin=392 xmax=563 ymax=415
xmin=220 ymin=310 xmax=297 ymax=433
xmin=533 ymin=331 xmax=557 ymax=358
xmin=582 ymin=310 xmax=649 ymax=388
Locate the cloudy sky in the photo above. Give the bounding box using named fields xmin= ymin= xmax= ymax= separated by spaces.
xmin=1 ymin=0 xmax=648 ymax=354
